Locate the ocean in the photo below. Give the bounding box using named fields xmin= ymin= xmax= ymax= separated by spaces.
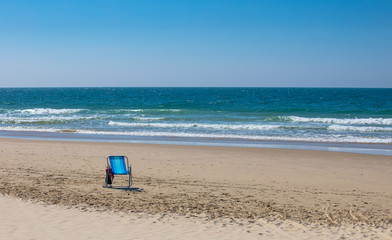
xmin=1 ymin=88 xmax=391 ymax=155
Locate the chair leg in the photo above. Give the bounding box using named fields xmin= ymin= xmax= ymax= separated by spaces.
xmin=128 ymin=165 xmax=132 ymax=188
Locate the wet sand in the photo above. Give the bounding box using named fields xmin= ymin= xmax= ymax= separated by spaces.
xmin=0 ymin=138 xmax=391 ymax=239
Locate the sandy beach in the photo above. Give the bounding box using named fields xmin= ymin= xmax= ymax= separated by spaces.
xmin=1 ymin=138 xmax=391 ymax=239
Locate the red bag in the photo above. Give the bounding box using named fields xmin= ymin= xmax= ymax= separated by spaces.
xmin=105 ymin=167 xmax=114 ymax=184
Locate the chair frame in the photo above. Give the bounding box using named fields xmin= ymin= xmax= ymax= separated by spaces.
xmin=105 ymin=156 xmax=132 ymax=188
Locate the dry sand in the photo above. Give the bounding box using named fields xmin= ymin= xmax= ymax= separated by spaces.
xmin=0 ymin=138 xmax=391 ymax=239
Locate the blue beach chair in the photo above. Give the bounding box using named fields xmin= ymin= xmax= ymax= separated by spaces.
xmin=105 ymin=156 xmax=132 ymax=188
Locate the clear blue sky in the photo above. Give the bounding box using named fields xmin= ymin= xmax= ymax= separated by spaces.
xmin=0 ymin=0 xmax=391 ymax=87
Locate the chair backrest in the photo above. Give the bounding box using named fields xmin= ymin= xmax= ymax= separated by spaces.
xmin=108 ymin=156 xmax=128 ymax=175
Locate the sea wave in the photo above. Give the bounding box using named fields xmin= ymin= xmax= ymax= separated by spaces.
xmin=0 ymin=116 xmax=97 ymax=124
xmin=111 ymin=109 xmax=183 ymax=113
xmin=132 ymin=117 xmax=167 ymax=121
xmin=0 ymin=126 xmax=63 ymax=132
xmin=328 ymin=125 xmax=392 ymax=132
xmin=285 ymin=116 xmax=392 ymax=125
xmin=14 ymin=108 xmax=85 ymax=115
xmin=1 ymin=126 xmax=390 ymax=144
xmin=108 ymin=121 xmax=281 ymax=131
xmin=58 ymin=131 xmax=392 ymax=144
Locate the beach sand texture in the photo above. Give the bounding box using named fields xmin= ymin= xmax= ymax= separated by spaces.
xmin=1 ymin=138 xmax=392 ymax=239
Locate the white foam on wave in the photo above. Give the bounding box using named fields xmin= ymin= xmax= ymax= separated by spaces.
xmin=1 ymin=126 xmax=391 ymax=144
xmin=114 ymin=109 xmax=182 ymax=113
xmin=114 ymin=109 xmax=143 ymax=112
xmin=108 ymin=121 xmax=281 ymax=131
xmin=0 ymin=126 xmax=61 ymax=133
xmin=132 ymin=117 xmax=166 ymax=121
xmin=328 ymin=125 xmax=392 ymax=132
xmin=160 ymin=109 xmax=181 ymax=112
xmin=77 ymin=130 xmax=392 ymax=144
xmin=286 ymin=116 xmax=392 ymax=125
xmin=0 ymin=115 xmax=96 ymax=124
xmin=15 ymin=108 xmax=85 ymax=115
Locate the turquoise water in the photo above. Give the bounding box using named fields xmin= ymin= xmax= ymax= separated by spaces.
xmin=0 ymin=88 xmax=391 ymax=154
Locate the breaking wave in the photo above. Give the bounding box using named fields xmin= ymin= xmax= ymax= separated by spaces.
xmin=14 ymin=108 xmax=85 ymax=115
xmin=1 ymin=126 xmax=391 ymax=144
xmin=285 ymin=116 xmax=392 ymax=125
xmin=108 ymin=121 xmax=281 ymax=131
xmin=328 ymin=125 xmax=392 ymax=132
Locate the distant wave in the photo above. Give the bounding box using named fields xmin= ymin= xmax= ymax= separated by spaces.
xmin=108 ymin=121 xmax=281 ymax=131
xmin=112 ymin=109 xmax=183 ymax=113
xmin=285 ymin=116 xmax=392 ymax=125
xmin=159 ymin=109 xmax=182 ymax=112
xmin=14 ymin=108 xmax=85 ymax=115
xmin=132 ymin=117 xmax=166 ymax=121
xmin=0 ymin=116 xmax=97 ymax=124
xmin=110 ymin=109 xmax=143 ymax=113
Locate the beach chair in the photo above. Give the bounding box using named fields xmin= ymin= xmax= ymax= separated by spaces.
xmin=105 ymin=156 xmax=132 ymax=188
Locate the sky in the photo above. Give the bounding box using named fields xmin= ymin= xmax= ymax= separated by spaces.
xmin=0 ymin=0 xmax=391 ymax=87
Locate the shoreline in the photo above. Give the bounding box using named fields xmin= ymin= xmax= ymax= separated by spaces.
xmin=1 ymin=130 xmax=392 ymax=156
